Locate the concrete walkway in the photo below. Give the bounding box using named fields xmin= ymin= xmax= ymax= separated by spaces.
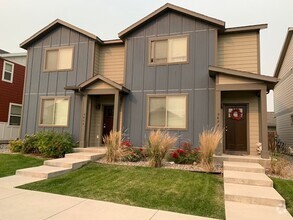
xmin=0 ymin=148 xmax=218 ymax=220
xmin=0 ymin=175 xmax=216 ymax=220
xmin=223 ymin=161 xmax=292 ymax=220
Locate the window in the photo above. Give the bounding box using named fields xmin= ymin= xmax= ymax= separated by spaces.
xmin=44 ymin=47 xmax=73 ymax=71
xmin=40 ymin=97 xmax=69 ymax=126
xmin=150 ymin=36 xmax=188 ymax=65
xmin=147 ymin=95 xmax=187 ymax=129
xmin=291 ymin=114 xmax=293 ymax=126
xmin=2 ymin=61 xmax=14 ymax=83
xmin=9 ymin=103 xmax=22 ymax=126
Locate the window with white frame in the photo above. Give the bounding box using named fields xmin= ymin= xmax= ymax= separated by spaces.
xmin=44 ymin=47 xmax=73 ymax=71
xmin=40 ymin=97 xmax=69 ymax=126
xmin=147 ymin=95 xmax=187 ymax=129
xmin=9 ymin=103 xmax=22 ymax=126
xmin=2 ymin=61 xmax=14 ymax=83
xmin=150 ymin=36 xmax=188 ymax=64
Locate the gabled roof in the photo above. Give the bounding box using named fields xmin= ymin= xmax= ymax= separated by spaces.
xmin=274 ymin=27 xmax=293 ymax=78
xmin=209 ymin=66 xmax=278 ymax=90
xmin=20 ymin=19 xmax=103 ymax=49
xmin=221 ymin=24 xmax=267 ymax=34
xmin=65 ymin=74 xmax=129 ymax=93
xmin=118 ymin=3 xmax=225 ymax=39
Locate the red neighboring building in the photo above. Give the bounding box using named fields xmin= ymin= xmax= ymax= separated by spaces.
xmin=0 ymin=57 xmax=25 ymax=142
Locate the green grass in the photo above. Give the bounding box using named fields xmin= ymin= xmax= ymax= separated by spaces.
xmin=19 ymin=163 xmax=225 ymax=219
xmin=0 ymin=154 xmax=44 ymax=177
xmin=272 ymin=177 xmax=293 ymax=215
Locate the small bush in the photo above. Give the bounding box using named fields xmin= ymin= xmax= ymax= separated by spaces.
xmin=123 ymin=146 xmax=147 ymax=162
xmin=169 ymin=142 xmax=201 ymax=164
xmin=13 ymin=131 xmax=74 ymax=158
xmin=22 ymin=134 xmax=39 ymax=154
xmin=199 ymin=127 xmax=222 ymax=170
xmin=104 ymin=131 xmax=128 ymax=162
xmin=37 ymin=131 xmax=74 ymax=158
xmin=9 ymin=140 xmax=24 ymax=152
xmin=147 ymin=130 xmax=177 ymax=168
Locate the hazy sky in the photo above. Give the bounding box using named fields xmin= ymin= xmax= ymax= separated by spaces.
xmin=1 ymin=0 xmax=292 ymax=111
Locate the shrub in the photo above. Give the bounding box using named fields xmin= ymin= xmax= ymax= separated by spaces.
xmin=37 ymin=131 xmax=74 ymax=158
xmin=123 ymin=147 xmax=147 ymax=162
xmin=169 ymin=142 xmax=201 ymax=164
xmin=104 ymin=131 xmax=128 ymax=162
xmin=199 ymin=127 xmax=222 ymax=170
xmin=147 ymin=130 xmax=177 ymax=168
xmin=22 ymin=134 xmax=40 ymax=154
xmin=9 ymin=140 xmax=24 ymax=152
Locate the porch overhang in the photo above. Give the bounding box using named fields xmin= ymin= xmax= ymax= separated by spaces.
xmin=209 ymin=66 xmax=274 ymax=159
xmin=209 ymin=66 xmax=278 ymax=90
xmin=64 ymin=74 xmax=130 ymax=94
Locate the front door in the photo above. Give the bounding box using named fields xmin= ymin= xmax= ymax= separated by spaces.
xmin=224 ymin=104 xmax=248 ymax=154
xmin=102 ymin=105 xmax=114 ymax=142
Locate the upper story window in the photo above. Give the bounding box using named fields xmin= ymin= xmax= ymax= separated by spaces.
xmin=147 ymin=94 xmax=187 ymax=129
xmin=150 ymin=36 xmax=188 ymax=65
xmin=44 ymin=47 xmax=73 ymax=71
xmin=2 ymin=61 xmax=14 ymax=83
xmin=39 ymin=97 xmax=70 ymax=127
xmin=9 ymin=103 xmax=22 ymax=126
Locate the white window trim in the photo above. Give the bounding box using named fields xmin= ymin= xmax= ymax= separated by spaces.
xmin=39 ymin=96 xmax=70 ymax=127
xmin=43 ymin=46 xmax=74 ymax=72
xmin=149 ymin=35 xmax=189 ymax=66
xmin=8 ymin=103 xmax=22 ymax=127
xmin=2 ymin=61 xmax=14 ymax=83
xmin=147 ymin=94 xmax=188 ymax=130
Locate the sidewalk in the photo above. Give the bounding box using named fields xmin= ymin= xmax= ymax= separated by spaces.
xmin=0 ymin=175 xmax=216 ymax=220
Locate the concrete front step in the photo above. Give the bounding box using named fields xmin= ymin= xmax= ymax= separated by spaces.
xmin=44 ymin=158 xmax=90 ymax=169
xmin=214 ymin=155 xmax=271 ymax=168
xmin=224 ymin=161 xmax=265 ymax=173
xmin=225 ymin=183 xmax=286 ymax=207
xmin=65 ymin=152 xmax=104 ymax=161
xmin=225 ymin=201 xmax=293 ymax=220
xmin=73 ymin=147 xmax=106 ymax=154
xmin=16 ymin=165 xmax=71 ymax=179
xmin=224 ymin=170 xmax=273 ymax=187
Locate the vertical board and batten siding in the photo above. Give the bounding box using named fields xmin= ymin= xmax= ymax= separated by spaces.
xmin=95 ymin=45 xmax=125 ymax=84
xmin=222 ymin=91 xmax=260 ymax=155
xmin=21 ymin=26 xmax=95 ymax=141
xmin=123 ymin=11 xmax=217 ymax=146
xmin=278 ymin=35 xmax=293 ymax=79
xmin=218 ymin=32 xmax=259 ymax=73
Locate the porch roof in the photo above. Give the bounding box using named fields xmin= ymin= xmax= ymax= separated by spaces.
xmin=209 ymin=66 xmax=278 ymax=90
xmin=64 ymin=74 xmax=130 ymax=93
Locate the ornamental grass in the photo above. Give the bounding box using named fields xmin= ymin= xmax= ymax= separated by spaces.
xmin=104 ymin=131 xmax=128 ymax=162
xmin=147 ymin=130 xmax=178 ymax=168
xmin=199 ymin=127 xmax=222 ymax=170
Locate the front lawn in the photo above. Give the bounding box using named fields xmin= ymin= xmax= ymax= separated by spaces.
xmin=19 ymin=163 xmax=225 ymax=219
xmin=0 ymin=154 xmax=44 ymax=177
xmin=272 ymin=177 xmax=293 ymax=215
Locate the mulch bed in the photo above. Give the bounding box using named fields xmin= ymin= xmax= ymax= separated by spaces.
xmin=96 ymin=157 xmax=223 ymax=174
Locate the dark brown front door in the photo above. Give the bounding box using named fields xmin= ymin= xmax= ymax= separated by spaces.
xmin=224 ymin=104 xmax=248 ymax=153
xmin=102 ymin=105 xmax=114 ymax=142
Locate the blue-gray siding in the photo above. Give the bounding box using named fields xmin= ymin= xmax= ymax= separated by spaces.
xmin=21 ymin=26 xmax=95 ymax=140
xmin=123 ymin=11 xmax=217 ymax=146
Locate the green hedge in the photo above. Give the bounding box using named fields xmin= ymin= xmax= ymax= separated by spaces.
xmin=9 ymin=131 xmax=75 ymax=158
